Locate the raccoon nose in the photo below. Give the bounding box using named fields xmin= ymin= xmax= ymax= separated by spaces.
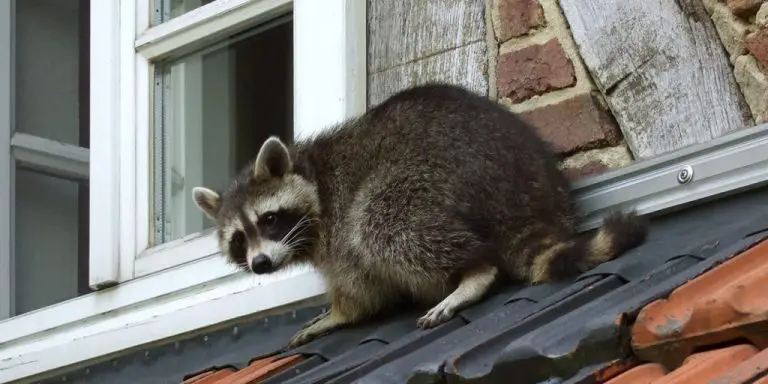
xmin=250 ymin=253 xmax=272 ymax=273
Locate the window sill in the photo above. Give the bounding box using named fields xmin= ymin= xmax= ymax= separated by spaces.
xmin=0 ymin=257 xmax=327 ymax=383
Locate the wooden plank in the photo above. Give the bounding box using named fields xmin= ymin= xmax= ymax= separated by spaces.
xmin=559 ymin=0 xmax=754 ymax=160
xmin=367 ymin=0 xmax=486 ymax=73
xmin=368 ymin=41 xmax=488 ymax=106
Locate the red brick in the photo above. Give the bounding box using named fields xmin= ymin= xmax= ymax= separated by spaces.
xmin=496 ymin=0 xmax=546 ymax=42
xmin=518 ymin=93 xmax=621 ymax=155
xmin=497 ymin=38 xmax=576 ymax=103
xmin=727 ymin=0 xmax=764 ymax=17
xmin=746 ymin=29 xmax=768 ymax=70
xmin=632 ymin=238 xmax=768 ymax=368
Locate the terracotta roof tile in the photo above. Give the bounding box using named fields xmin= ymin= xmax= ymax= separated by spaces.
xmin=709 ymin=346 xmax=768 ymax=384
xmin=225 ymin=355 xmax=304 ymax=384
xmin=608 ymin=344 xmax=768 ymax=384
xmin=181 ymin=355 xmax=305 ymax=384
xmin=631 ymin=238 xmax=768 ymax=367
xmin=183 ymin=367 xmax=236 ymax=384
xmin=604 ymin=363 xmax=667 ymax=384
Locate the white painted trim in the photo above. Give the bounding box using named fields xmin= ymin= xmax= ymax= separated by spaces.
xmin=117 ymin=0 xmax=140 ymax=282
xmin=10 ymin=133 xmax=89 ymax=183
xmin=294 ymin=0 xmax=368 ymax=139
xmin=132 ymin=54 xmax=151 ymax=266
xmin=0 ymin=0 xmax=14 ymax=320
xmin=0 ymin=265 xmax=327 ymax=383
xmin=135 ymin=0 xmax=292 ymax=60
xmin=88 ymin=0 xmax=121 ymax=288
xmin=0 ymin=251 xmax=239 ymax=346
xmin=134 ymin=229 xmax=219 ymax=277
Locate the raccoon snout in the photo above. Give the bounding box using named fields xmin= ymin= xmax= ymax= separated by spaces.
xmin=250 ymin=253 xmax=273 ymax=274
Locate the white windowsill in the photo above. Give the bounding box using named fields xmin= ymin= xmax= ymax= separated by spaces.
xmin=0 ymin=261 xmax=326 ymax=383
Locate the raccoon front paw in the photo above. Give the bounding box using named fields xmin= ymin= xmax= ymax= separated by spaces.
xmin=287 ymin=328 xmax=316 ymax=349
xmin=287 ymin=325 xmax=332 ymax=349
xmin=287 ymin=312 xmax=339 ymax=349
xmin=303 ymin=310 xmax=330 ymax=329
xmin=416 ymin=301 xmax=456 ymax=329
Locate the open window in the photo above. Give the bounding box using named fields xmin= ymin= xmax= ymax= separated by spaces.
xmin=0 ymin=0 xmax=365 ymax=381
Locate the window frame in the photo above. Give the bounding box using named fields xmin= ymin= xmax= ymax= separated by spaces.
xmin=2 ymin=0 xmax=768 ymax=382
xmin=0 ymin=0 xmax=367 ymax=381
xmin=1 ymin=0 xmax=94 ymax=319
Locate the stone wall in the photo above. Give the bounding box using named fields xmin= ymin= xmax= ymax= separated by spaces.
xmin=366 ymin=0 xmax=765 ymax=181
xmin=702 ymin=0 xmax=768 ymax=124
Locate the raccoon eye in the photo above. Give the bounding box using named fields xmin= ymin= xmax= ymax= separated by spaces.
xmin=262 ymin=212 xmax=277 ymax=226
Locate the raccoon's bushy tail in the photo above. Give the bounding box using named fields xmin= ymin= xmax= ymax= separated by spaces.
xmin=529 ymin=210 xmax=649 ymax=283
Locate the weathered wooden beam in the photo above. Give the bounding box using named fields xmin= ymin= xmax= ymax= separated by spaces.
xmin=367 ymin=0 xmax=488 ymax=106
xmin=559 ymin=0 xmax=754 ymax=159
xmin=368 ymin=41 xmax=489 ymax=106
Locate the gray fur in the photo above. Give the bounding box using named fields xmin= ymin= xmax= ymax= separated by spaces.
xmin=193 ymin=84 xmax=648 ymax=348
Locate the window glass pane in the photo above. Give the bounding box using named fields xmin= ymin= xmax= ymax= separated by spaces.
xmin=8 ymin=0 xmax=90 ymax=317
xmin=156 ymin=0 xmax=215 ymax=24
xmin=154 ymin=16 xmax=293 ymax=243
xmin=15 ymin=0 xmax=85 ymax=146
xmin=14 ymin=168 xmax=90 ymax=315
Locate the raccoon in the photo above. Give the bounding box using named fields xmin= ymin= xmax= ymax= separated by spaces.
xmin=192 ymin=83 xmax=648 ymax=349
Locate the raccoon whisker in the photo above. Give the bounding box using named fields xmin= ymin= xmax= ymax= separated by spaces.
xmin=280 ymin=214 xmax=312 ymax=244
xmin=281 ymin=215 xmax=318 ymax=246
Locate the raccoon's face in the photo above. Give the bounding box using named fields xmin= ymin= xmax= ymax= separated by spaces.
xmin=192 ymin=137 xmax=321 ymax=274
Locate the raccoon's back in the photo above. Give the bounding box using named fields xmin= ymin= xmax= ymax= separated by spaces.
xmin=355 ymin=84 xmax=567 ymax=192
xmin=298 ymin=85 xmax=569 ymax=230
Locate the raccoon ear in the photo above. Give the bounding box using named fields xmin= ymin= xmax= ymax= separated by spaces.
xmin=192 ymin=187 xmax=221 ymax=220
xmin=254 ymin=136 xmax=293 ymax=178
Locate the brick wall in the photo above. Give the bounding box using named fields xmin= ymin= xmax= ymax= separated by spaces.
xmin=487 ymin=0 xmax=633 ymax=180
xmin=702 ymin=0 xmax=768 ymax=124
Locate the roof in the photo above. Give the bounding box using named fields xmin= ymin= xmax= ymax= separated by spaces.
xmin=36 ymin=185 xmax=768 ymax=384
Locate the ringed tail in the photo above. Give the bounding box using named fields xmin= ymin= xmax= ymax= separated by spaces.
xmin=529 ymin=210 xmax=649 ymax=283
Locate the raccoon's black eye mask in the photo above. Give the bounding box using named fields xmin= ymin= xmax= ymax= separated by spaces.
xmin=228 ymin=230 xmax=247 ymax=268
xmin=257 ymin=209 xmax=309 ymax=243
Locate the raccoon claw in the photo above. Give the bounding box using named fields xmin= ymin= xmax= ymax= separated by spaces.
xmin=417 ymin=302 xmax=456 ymax=329
xmin=303 ymin=310 xmax=330 ymax=329
xmin=287 ymin=324 xmax=334 ymax=349
xmin=287 ymin=311 xmax=339 ymax=349
xmin=287 ymin=328 xmax=316 ymax=349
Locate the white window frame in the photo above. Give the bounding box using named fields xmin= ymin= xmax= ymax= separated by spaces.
xmin=1 ymin=0 xmax=93 ymax=319
xmin=1 ymin=0 xmax=768 ymax=382
xmin=0 ymin=0 xmax=366 ymax=382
